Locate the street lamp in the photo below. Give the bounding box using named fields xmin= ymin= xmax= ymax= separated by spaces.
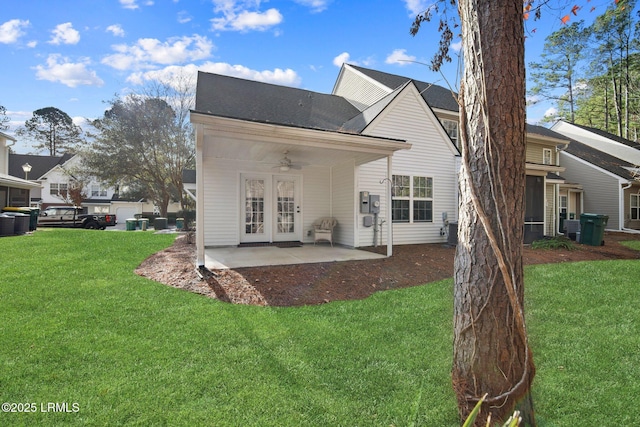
xmin=22 ymin=163 xmax=32 ymax=180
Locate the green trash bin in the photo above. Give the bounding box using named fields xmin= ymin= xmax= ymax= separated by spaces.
xmin=176 ymin=217 xmax=184 ymax=230
xmin=125 ymin=218 xmax=137 ymax=231
xmin=2 ymin=207 xmax=39 ymax=231
xmin=579 ymin=213 xmax=609 ymax=246
xmin=139 ymin=218 xmax=148 ymax=231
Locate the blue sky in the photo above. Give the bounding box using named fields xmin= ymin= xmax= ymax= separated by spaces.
xmin=1 ymin=0 xmax=619 ymax=154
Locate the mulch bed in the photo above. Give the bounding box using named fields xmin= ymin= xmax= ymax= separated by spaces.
xmin=135 ymin=231 xmax=640 ymax=307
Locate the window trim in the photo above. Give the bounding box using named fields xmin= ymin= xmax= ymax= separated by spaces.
xmin=631 ymin=194 xmax=640 ymax=220
xmin=543 ymin=148 xmax=553 ymax=165
xmin=391 ymin=174 xmax=434 ymax=223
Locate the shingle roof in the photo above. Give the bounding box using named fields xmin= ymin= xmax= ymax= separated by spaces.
xmin=8 ymin=153 xmax=73 ymax=180
xmin=564 ymin=138 xmax=636 ymax=181
xmin=193 ymin=71 xmax=361 ymax=132
xmin=568 ymin=121 xmax=640 ymax=149
xmin=348 ymin=65 xmax=459 ymax=112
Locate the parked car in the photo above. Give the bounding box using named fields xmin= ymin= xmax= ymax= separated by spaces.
xmin=38 ymin=206 xmax=116 ymax=229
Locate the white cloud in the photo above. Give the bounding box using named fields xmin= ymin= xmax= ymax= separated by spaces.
xmin=451 ymin=41 xmax=462 ymax=52
xmin=403 ymin=0 xmax=430 ymax=16
xmin=34 ymin=54 xmax=104 ymax=88
xmin=102 ymin=34 xmax=214 ymax=70
xmin=106 ymin=24 xmax=125 ymax=37
xmin=27 ymin=40 xmax=37 ymax=48
xmin=544 ymin=107 xmax=558 ymax=118
xmin=127 ymin=62 xmax=301 ymax=88
xmin=177 ymin=11 xmax=192 ymax=24
xmin=119 ymin=0 xmax=154 ymax=9
xmin=211 ymin=1 xmax=283 ymax=32
xmin=120 ymin=0 xmax=139 ymax=9
xmin=0 ymin=19 xmax=30 ymax=44
xmin=48 ymin=22 xmax=80 ymax=45
xmin=333 ymin=52 xmax=352 ymax=67
xmin=212 ymin=8 xmax=282 ymax=32
xmin=385 ymin=49 xmax=416 ymax=65
xmin=293 ymin=0 xmax=331 ymax=13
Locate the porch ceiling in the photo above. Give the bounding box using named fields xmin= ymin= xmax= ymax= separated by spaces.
xmin=194 ymin=113 xmax=411 ymax=167
xmin=203 ymin=135 xmax=392 ymax=167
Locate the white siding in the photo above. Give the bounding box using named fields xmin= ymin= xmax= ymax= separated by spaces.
xmin=560 ymin=152 xmax=623 ymax=230
xmin=333 ymin=66 xmax=391 ymax=111
xmin=331 ymin=161 xmax=356 ymax=247
xmin=202 ymin=155 xmax=335 ymax=247
xmin=301 ymin=166 xmax=332 ymax=243
xmin=202 ymin=157 xmax=241 ymax=246
xmin=358 ymin=84 xmax=459 ymax=245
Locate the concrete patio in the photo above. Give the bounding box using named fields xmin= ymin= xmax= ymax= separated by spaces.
xmin=204 ymin=244 xmax=387 ymax=269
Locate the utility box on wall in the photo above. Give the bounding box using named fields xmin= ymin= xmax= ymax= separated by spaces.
xmin=360 ymin=191 xmax=370 ymax=213
xmin=369 ymin=194 xmax=380 ymax=214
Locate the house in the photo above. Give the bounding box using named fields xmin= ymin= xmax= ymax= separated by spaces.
xmin=8 ymin=153 xmax=182 ymax=223
xmin=334 ymin=65 xmax=577 ymax=242
xmin=191 ymin=64 xmax=573 ymax=266
xmin=0 ymin=131 xmax=40 ymax=209
xmin=551 ymin=120 xmax=640 ymax=231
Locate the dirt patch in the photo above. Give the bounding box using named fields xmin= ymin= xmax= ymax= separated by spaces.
xmin=135 ymin=232 xmax=640 ymax=307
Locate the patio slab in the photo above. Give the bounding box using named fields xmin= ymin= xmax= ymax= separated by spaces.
xmin=204 ymin=244 xmax=386 ymax=269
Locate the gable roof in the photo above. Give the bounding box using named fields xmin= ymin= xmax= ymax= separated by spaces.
xmin=8 ymin=153 xmax=74 ymax=180
xmin=347 ymin=64 xmax=459 ymax=112
xmin=568 ymin=121 xmax=640 ymax=149
xmin=193 ymin=71 xmax=362 ymax=133
xmin=563 ymin=138 xmax=636 ymax=181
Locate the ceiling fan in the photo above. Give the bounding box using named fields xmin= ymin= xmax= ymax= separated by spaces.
xmin=272 ymin=150 xmax=305 ymax=171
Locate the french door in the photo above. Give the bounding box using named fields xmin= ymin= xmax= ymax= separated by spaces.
xmin=241 ymin=174 xmax=301 ymax=243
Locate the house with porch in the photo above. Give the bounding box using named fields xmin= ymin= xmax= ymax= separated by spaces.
xmin=551 ymin=120 xmax=640 ymax=231
xmin=0 ymin=131 xmax=40 ymax=209
xmin=191 ymin=64 xmax=574 ymax=267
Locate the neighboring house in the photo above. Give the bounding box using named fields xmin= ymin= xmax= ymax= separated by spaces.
xmin=0 ymin=131 xmax=40 ymax=209
xmin=551 ymin=120 xmax=640 ymax=231
xmin=8 ymin=153 xmax=181 ymax=223
xmin=190 ymin=65 xmax=573 ymax=266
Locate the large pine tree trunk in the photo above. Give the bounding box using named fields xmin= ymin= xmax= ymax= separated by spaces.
xmin=453 ymin=1 xmax=536 ymax=425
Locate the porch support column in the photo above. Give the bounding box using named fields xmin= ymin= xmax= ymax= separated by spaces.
xmin=386 ymin=155 xmax=393 ymax=257
xmin=195 ymin=123 xmax=205 ymax=267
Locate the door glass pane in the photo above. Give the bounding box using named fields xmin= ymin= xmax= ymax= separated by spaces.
xmin=277 ymin=180 xmax=295 ymax=233
xmin=245 ymin=179 xmax=264 ymax=234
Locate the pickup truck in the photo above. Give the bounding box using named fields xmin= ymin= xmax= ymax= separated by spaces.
xmin=38 ymin=206 xmax=116 ymax=229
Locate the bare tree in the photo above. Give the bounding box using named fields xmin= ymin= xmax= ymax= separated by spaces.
xmin=85 ymin=75 xmax=195 ymax=216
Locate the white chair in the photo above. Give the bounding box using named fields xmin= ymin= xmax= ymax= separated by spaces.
xmin=313 ymin=217 xmax=337 ymax=246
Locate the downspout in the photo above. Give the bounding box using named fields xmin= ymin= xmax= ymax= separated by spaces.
xmin=386 ymin=155 xmax=393 ymax=257
xmin=620 ymin=181 xmax=633 ymax=232
xmin=195 ymin=123 xmax=205 ymax=268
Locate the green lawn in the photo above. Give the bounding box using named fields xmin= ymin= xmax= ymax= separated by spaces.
xmin=0 ymin=229 xmax=638 ymax=426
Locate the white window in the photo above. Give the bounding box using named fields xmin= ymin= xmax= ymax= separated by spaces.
xmin=440 ymin=119 xmax=458 ymax=147
xmin=543 ymin=148 xmax=553 ymax=165
xmin=50 ymin=182 xmax=68 ymax=197
xmin=631 ymin=194 xmax=640 ymax=220
xmin=94 ymin=206 xmax=110 ymax=214
xmin=91 ymin=184 xmax=107 ymax=197
xmin=392 ymin=175 xmax=433 ymax=223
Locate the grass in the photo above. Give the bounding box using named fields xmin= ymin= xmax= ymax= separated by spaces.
xmin=0 ymin=229 xmax=639 ymax=426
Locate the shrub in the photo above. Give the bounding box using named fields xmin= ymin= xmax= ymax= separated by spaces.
xmin=531 ymin=236 xmax=575 ymax=250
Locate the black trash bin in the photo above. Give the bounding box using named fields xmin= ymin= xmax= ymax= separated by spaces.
xmin=2 ymin=207 xmax=39 ymax=231
xmin=2 ymin=212 xmax=30 ymax=235
xmin=448 ymin=221 xmax=458 ymax=245
xmin=154 ymin=217 xmax=168 ymax=230
xmin=0 ymin=214 xmax=15 ymax=236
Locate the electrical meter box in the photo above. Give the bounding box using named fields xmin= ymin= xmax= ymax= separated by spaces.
xmin=360 ymin=191 xmax=370 ymax=213
xmin=369 ymin=194 xmax=380 ymax=214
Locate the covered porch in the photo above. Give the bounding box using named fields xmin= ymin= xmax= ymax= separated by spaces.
xmin=192 ymin=113 xmax=410 ymax=267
